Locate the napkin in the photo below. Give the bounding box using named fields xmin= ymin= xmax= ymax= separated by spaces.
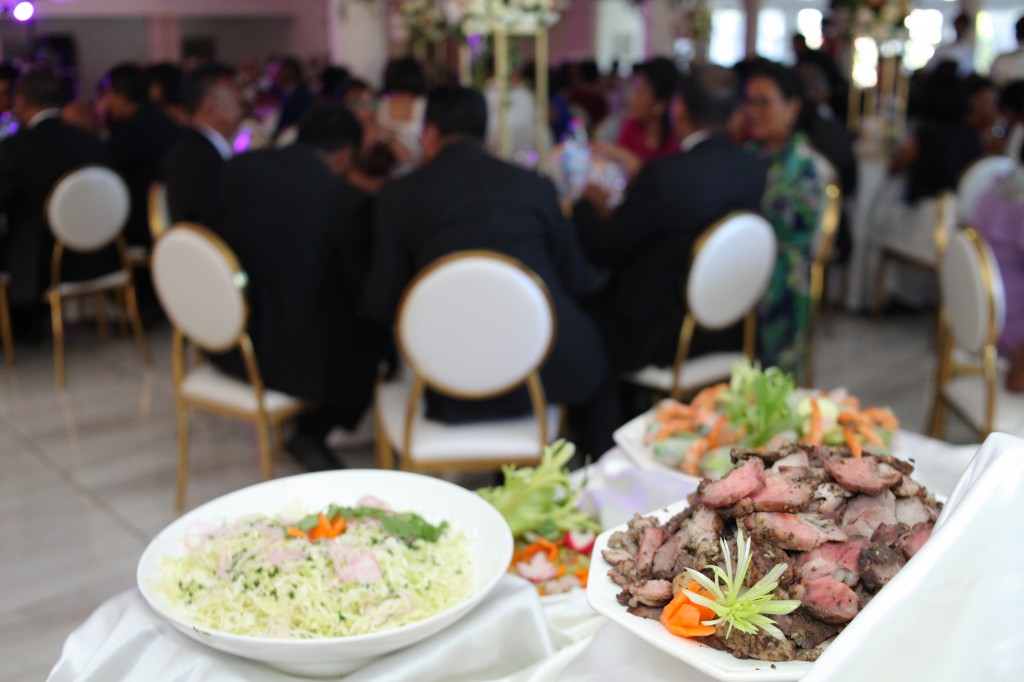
xmin=802 ymin=432 xmax=1024 ymax=682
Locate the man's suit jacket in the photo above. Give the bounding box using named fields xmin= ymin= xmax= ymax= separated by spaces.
xmin=364 ymin=138 xmax=609 ymax=420
xmin=0 ymin=117 xmax=118 ymax=306
xmin=212 ymin=144 xmax=382 ymax=425
xmin=573 ymin=133 xmax=767 ymax=372
xmin=107 ymin=102 xmax=180 ymax=247
xmin=162 ymin=128 xmax=227 ymax=231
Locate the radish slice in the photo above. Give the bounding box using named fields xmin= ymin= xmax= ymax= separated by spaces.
xmin=566 ymin=530 xmax=596 ymax=555
xmin=514 ymin=552 xmax=559 ymax=583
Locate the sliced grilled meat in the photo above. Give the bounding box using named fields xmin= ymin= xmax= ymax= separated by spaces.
xmin=859 ymin=542 xmax=905 ymax=591
xmin=774 ymin=609 xmax=842 ymax=649
xmin=717 ymin=622 xmax=798 ymax=662
xmin=749 ymin=469 xmax=815 ymax=512
xmin=800 ymin=576 xmax=860 ymax=623
xmin=743 ymin=512 xmax=848 ymax=551
xmin=699 ymin=457 xmax=766 ymax=508
xmin=635 ymin=526 xmax=669 ymax=575
xmin=796 ymin=539 xmax=867 ymax=586
xmin=897 ymin=522 xmax=933 ymax=559
xmin=651 ymin=529 xmax=688 ymax=580
xmin=627 ymin=604 xmax=664 ymax=620
xmin=821 ymin=453 xmax=903 ymax=495
xmin=840 ymin=490 xmax=897 ymax=539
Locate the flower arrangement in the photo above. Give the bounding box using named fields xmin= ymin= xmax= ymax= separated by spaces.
xmin=840 ymin=0 xmax=910 ymax=41
xmin=394 ymin=0 xmax=449 ymax=41
xmin=442 ymin=0 xmax=563 ymax=36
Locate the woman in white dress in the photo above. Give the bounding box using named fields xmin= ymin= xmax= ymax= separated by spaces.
xmin=377 ymin=57 xmax=428 ymax=175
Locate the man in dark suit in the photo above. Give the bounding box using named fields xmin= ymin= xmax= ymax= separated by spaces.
xmin=271 ymin=57 xmax=312 ymax=141
xmin=364 ymin=86 xmax=614 ymax=455
xmin=99 ymin=63 xmax=180 ymax=248
xmin=163 ymin=63 xmax=244 ymax=231
xmin=214 ymin=105 xmax=384 ymax=469
xmin=573 ymin=66 xmax=767 ymax=373
xmin=0 ymin=71 xmax=116 ymax=338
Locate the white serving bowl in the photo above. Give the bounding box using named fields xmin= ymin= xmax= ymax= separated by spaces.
xmin=137 ymin=469 xmax=512 ymax=678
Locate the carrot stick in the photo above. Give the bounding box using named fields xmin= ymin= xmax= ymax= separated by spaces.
xmin=330 ymin=516 xmax=347 ymax=535
xmin=707 ymin=415 xmax=725 ymax=449
xmin=844 ymin=427 xmax=863 ymax=458
xmin=535 ymin=537 xmax=560 ymax=563
xmin=806 ymin=398 xmax=823 ymax=445
xmin=286 ymin=527 xmax=308 ymax=540
xmin=573 ymin=568 xmax=588 ymax=587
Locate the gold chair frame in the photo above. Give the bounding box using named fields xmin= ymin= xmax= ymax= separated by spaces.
xmin=0 ymin=273 xmax=12 ymax=367
xmin=655 ymin=211 xmax=767 ymax=401
xmin=375 ymin=250 xmax=560 ymax=473
xmin=148 ymin=181 xmax=171 ymax=243
xmin=161 ymin=224 xmax=306 ymax=511
xmin=44 ymin=166 xmax=152 ymax=388
xmin=805 ymin=183 xmax=842 ymax=387
xmin=927 ymin=228 xmax=1002 ymax=440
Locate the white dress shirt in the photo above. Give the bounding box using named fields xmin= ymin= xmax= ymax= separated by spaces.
xmin=27 ymin=107 xmax=61 ymax=129
xmin=197 ymin=125 xmax=233 ymax=160
xmin=991 ymin=48 xmax=1024 ymax=88
xmin=679 ymin=129 xmax=712 ymax=154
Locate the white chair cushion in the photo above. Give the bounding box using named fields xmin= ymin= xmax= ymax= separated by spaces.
xmin=51 ymin=270 xmax=129 ymax=297
xmin=943 ymin=373 xmax=1024 ymax=436
xmin=957 ymin=156 xmax=1018 ymax=225
xmin=398 ymin=254 xmax=554 ymax=395
xmin=47 ymin=166 xmax=130 ymax=252
xmin=377 ymin=380 xmax=559 ymax=462
xmin=152 ymin=227 xmax=247 ymax=350
xmin=688 ymin=214 xmax=776 ymax=329
xmin=180 ymin=363 xmax=301 ymax=414
xmin=620 ymin=352 xmax=743 ymax=393
xmin=942 ymin=231 xmax=1001 ymax=354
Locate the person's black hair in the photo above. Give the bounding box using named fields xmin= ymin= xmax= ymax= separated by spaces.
xmin=954 ymin=14 xmax=970 ymax=31
xmin=577 ymin=60 xmax=600 ymax=85
xmin=102 ymin=63 xmax=147 ymax=103
xmin=965 ymin=74 xmax=994 ymax=97
xmin=920 ymin=70 xmax=969 ymax=122
xmin=144 ymin=62 xmax=183 ymax=105
xmin=182 ymin=62 xmax=235 ymax=115
xmin=15 ymin=70 xmax=64 ymax=108
xmin=0 ymin=64 xmax=19 ymax=85
xmin=318 ymin=65 xmax=350 ymax=101
xmin=278 ymin=56 xmax=304 ymax=84
xmin=340 ymin=78 xmax=373 ymax=100
xmin=634 ymin=57 xmax=679 ymax=147
xmin=1000 ymin=80 xmax=1024 ymax=116
xmin=678 ymin=64 xmax=739 ymax=128
xmin=1017 ymin=15 xmax=1024 ymax=42
xmin=297 ymin=104 xmax=363 ymax=153
xmin=747 ymin=62 xmax=804 ymax=101
xmin=383 ymin=57 xmax=427 ymax=95
xmin=424 ymin=86 xmax=487 ymax=140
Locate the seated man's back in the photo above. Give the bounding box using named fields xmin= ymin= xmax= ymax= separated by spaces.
xmin=573 ymin=66 xmax=767 ymax=372
xmin=365 ymin=87 xmax=610 ymax=430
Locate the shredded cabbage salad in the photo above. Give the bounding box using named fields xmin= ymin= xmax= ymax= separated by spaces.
xmin=156 ymin=500 xmax=472 ymax=638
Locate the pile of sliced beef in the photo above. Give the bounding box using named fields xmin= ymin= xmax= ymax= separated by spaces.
xmin=603 ymin=443 xmax=941 ymax=662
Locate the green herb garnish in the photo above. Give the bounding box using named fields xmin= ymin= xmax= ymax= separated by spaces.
xmin=685 ymin=529 xmax=801 ymax=641
xmin=716 ymin=361 xmax=803 ymax=447
xmin=477 ymin=440 xmax=598 ymax=539
xmin=291 ymin=506 xmax=448 ymax=545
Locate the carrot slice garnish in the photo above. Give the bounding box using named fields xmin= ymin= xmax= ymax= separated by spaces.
xmin=844 ymin=427 xmax=863 ymax=458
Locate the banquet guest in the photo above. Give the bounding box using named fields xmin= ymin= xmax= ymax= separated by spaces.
xmin=1002 ymin=81 xmax=1024 ymax=162
xmin=971 ymin=166 xmax=1024 ymax=392
xmin=0 ymin=71 xmax=117 ymax=336
xmin=341 ymin=78 xmax=396 ymax=193
xmin=924 ymin=14 xmax=975 ymax=78
xmin=377 ymin=57 xmax=428 ymax=173
xmin=593 ymin=58 xmax=679 ymax=179
xmin=99 ymin=63 xmax=180 ymax=248
xmin=572 ymin=66 xmax=766 ymax=373
xmin=990 ymin=17 xmax=1024 ymax=88
xmin=213 ymin=105 xmax=384 ymax=469
xmin=162 ymin=63 xmax=244 ymax=231
xmin=144 ymin=62 xmax=189 ymax=126
xmin=270 ymin=56 xmax=312 ymax=140
xmin=567 ymin=60 xmax=609 ymax=134
xmin=966 ymin=76 xmax=1004 ymax=155
xmin=364 ymin=86 xmax=614 ymax=455
xmin=792 ymin=33 xmax=848 ymax=123
xmin=743 ymin=63 xmax=823 ymax=378
xmin=0 ymin=64 xmax=18 ymax=139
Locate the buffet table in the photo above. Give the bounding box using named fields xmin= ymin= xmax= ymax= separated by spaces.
xmin=48 ymin=433 xmax=986 ymax=682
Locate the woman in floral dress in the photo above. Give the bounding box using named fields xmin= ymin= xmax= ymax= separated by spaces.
xmin=743 ymin=63 xmax=823 ymax=379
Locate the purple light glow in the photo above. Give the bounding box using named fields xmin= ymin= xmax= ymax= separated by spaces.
xmin=232 ymin=128 xmax=251 ymax=153
xmin=13 ymin=2 xmax=34 ymax=22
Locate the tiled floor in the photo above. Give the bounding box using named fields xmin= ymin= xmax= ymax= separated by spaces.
xmin=0 ymin=310 xmax=978 ymax=681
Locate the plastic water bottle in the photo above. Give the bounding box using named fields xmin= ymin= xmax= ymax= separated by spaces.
xmin=561 ymin=119 xmax=590 ymax=199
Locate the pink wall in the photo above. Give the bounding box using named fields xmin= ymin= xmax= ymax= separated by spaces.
xmin=549 ymin=1 xmax=596 ymax=64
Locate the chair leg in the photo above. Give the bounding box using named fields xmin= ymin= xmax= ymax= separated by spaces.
xmin=927 ymin=395 xmax=948 ymax=440
xmin=49 ymin=291 xmax=66 ymax=389
xmin=257 ymin=418 xmax=274 ymax=481
xmin=374 ymin=411 xmax=394 ymax=470
xmin=94 ymin=292 xmax=109 ymax=343
xmin=175 ymin=401 xmax=190 ymax=513
xmin=873 ymin=252 xmax=888 ymax=319
xmin=113 ymin=288 xmax=129 ymax=337
xmin=272 ymin=421 xmax=286 ymax=463
xmin=123 ymin=285 xmax=153 ymax=365
xmin=0 ymin=283 xmax=13 ymax=367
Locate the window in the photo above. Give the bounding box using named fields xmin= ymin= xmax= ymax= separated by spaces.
xmin=797 ymin=8 xmax=823 ymax=49
xmin=757 ymin=8 xmax=787 ymax=62
xmin=902 ymin=9 xmax=943 ymax=71
xmin=709 ymin=9 xmax=744 ymax=66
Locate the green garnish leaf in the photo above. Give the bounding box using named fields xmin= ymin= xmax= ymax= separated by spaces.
xmin=716 ymin=361 xmax=803 ymax=447
xmin=292 ymin=505 xmax=448 ymax=545
xmin=476 ymin=440 xmax=599 ymax=538
xmin=685 ymin=529 xmax=800 ymax=641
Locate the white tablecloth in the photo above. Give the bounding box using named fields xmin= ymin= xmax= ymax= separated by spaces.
xmin=48 ymin=436 xmax=979 ymax=682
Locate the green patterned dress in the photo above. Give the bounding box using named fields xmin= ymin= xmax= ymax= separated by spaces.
xmin=746 ymin=132 xmax=823 ymax=379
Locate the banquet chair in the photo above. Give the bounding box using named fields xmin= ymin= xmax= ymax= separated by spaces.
xmin=148 ymin=181 xmax=172 ymax=243
xmin=0 ymin=272 xmax=12 ymax=367
xmin=805 ymin=151 xmax=843 ymax=387
xmin=45 ymin=165 xmax=151 ymax=388
xmin=375 ymin=251 xmax=561 ymax=473
xmin=928 ymin=229 xmax=1024 ymax=440
xmin=873 ymin=190 xmax=956 ymax=316
xmin=152 ymin=224 xmax=306 ymax=511
xmin=620 ymin=211 xmax=777 ymax=401
xmin=955 ymin=155 xmax=1018 ymax=228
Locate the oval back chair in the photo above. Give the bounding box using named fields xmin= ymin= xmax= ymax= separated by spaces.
xmin=956 ymin=155 xmax=1018 ymax=227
